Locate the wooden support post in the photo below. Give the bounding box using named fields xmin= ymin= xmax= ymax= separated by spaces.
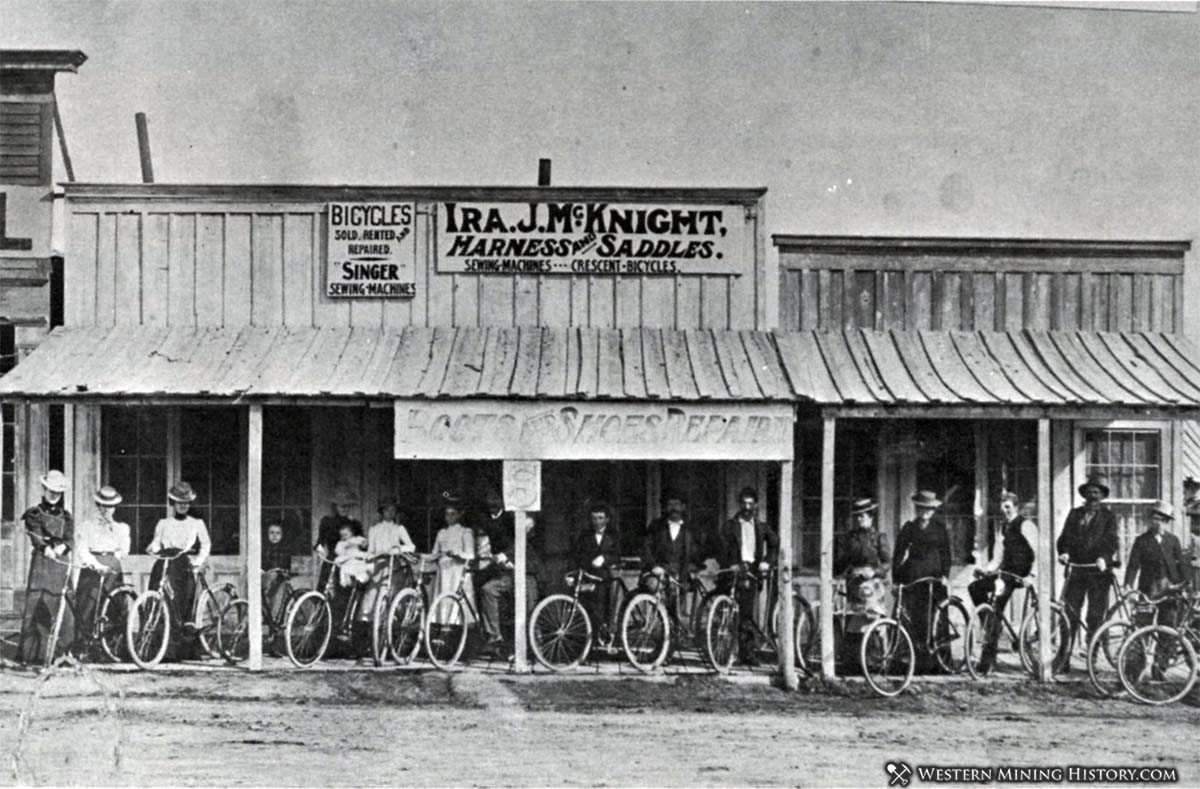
xmin=246 ymin=405 xmax=264 ymax=671
xmin=1036 ymin=418 xmax=1053 ymax=682
xmin=777 ymin=459 xmax=798 ymax=689
xmin=135 ymin=113 xmax=154 ymax=183
xmin=819 ymin=416 xmax=836 ymax=680
xmin=513 ymin=509 xmax=528 ymax=672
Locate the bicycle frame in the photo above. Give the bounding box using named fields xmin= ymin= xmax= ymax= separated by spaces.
xmin=892 ymin=576 xmax=947 ymax=655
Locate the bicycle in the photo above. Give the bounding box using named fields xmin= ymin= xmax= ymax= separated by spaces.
xmin=527 ymin=560 xmax=639 ymax=672
xmin=619 ymin=569 xmax=709 ymax=674
xmin=125 ymin=552 xmax=240 ymax=669
xmin=764 ymin=573 xmax=817 ymax=669
xmin=1085 ymin=588 xmax=1170 ymax=698
xmin=859 ymin=576 xmax=972 ymax=697
xmin=1116 ymin=587 xmax=1200 ymax=705
xmin=284 ymin=549 xmax=381 ymax=668
xmin=375 ymin=552 xmax=435 ymax=666
xmin=703 ymin=565 xmax=800 ymax=673
xmin=966 ymin=569 xmax=1041 ymax=677
xmin=1019 ymin=561 xmax=1139 ymax=677
xmin=422 ymin=557 xmax=484 ymax=670
xmin=216 ymin=568 xmax=303 ymax=664
xmin=37 ymin=550 xmax=137 ymax=668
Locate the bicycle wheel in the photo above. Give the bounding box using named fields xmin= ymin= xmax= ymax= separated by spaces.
xmin=284 ymin=591 xmax=333 ymax=668
xmin=217 ymin=599 xmax=250 ymax=664
xmin=932 ymin=596 xmax=972 ymax=675
xmin=98 ymin=586 xmax=137 ymax=663
xmin=769 ymin=593 xmax=816 ymax=667
xmin=386 ymin=588 xmax=425 ymax=666
xmin=1019 ymin=602 xmax=1070 ymax=677
xmin=126 ymin=590 xmax=171 ymax=670
xmin=702 ymin=594 xmax=738 ymax=673
xmin=1087 ymin=617 xmax=1132 ymax=698
xmin=424 ymin=594 xmax=469 ymax=670
xmin=196 ymin=583 xmax=238 ymax=659
xmin=370 ymin=589 xmax=391 ymax=667
xmin=967 ymin=604 xmax=994 ymax=678
xmin=620 ymin=593 xmax=670 ymax=674
xmin=1118 ymin=625 xmax=1198 ymax=705
xmin=861 ymin=618 xmax=914 ymax=697
xmin=529 ymin=594 xmax=593 ymax=671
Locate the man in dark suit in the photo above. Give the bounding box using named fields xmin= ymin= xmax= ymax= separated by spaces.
xmin=714 ymin=486 xmax=778 ymax=665
xmin=572 ymin=501 xmax=622 ymax=641
xmin=1056 ymin=476 xmax=1120 ymax=666
xmin=640 ymin=492 xmax=701 ymax=624
xmin=1126 ymin=500 xmax=1185 ymax=625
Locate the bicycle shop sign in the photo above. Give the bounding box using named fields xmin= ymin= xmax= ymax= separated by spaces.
xmin=436 ymin=201 xmax=745 ymax=275
xmin=393 ymin=400 xmax=794 ymax=461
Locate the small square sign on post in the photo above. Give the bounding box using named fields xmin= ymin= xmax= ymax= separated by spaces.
xmin=502 ymin=460 xmax=541 ymax=512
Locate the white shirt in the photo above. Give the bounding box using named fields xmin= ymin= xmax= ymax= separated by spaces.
xmin=984 ymin=519 xmax=1039 ymax=577
xmin=75 ymin=515 xmax=131 ymax=565
xmin=668 ymin=519 xmax=682 ymax=542
xmin=739 ymin=517 xmax=756 ymax=563
xmin=368 ymin=520 xmax=415 ymax=555
xmin=595 ymin=531 xmax=605 ymax=546
xmin=146 ymin=514 xmax=212 ymax=564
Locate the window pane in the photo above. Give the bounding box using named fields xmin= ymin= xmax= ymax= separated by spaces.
xmin=107 ymin=409 xmax=138 ymax=457
xmin=139 ymin=409 xmax=167 ymax=456
xmin=210 ymin=507 xmax=240 ymax=554
xmin=138 ymin=458 xmax=166 ymax=505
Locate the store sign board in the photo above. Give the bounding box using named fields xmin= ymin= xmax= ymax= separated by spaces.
xmin=395 ymin=400 xmax=794 ymax=461
xmin=436 ymin=201 xmax=744 ymax=276
xmin=503 ymin=460 xmax=542 ymax=512
xmin=326 ymin=203 xmax=416 ymax=298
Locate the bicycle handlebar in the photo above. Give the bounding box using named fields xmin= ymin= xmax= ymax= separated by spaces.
xmin=42 ymin=553 xmax=112 ymax=575
xmin=895 ymin=576 xmax=947 ymax=590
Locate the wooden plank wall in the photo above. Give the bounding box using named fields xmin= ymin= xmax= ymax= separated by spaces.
xmin=779 ymin=252 xmax=1184 ymax=334
xmin=66 ymin=200 xmax=764 ymax=330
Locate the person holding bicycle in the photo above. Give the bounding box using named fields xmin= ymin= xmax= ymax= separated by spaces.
xmin=968 ymin=491 xmax=1037 ymax=674
xmin=639 ymin=491 xmax=702 ymax=626
xmin=315 ymin=485 xmax=364 ymax=590
xmin=18 ymin=470 xmax=74 ymax=666
xmin=572 ymin=501 xmax=622 ymax=643
xmin=1125 ymin=501 xmax=1185 ymax=625
xmin=362 ymin=496 xmax=416 ymax=623
xmin=73 ymin=486 xmax=131 ymax=652
xmin=714 ymin=486 xmax=778 ymax=667
xmin=835 ymin=498 xmax=891 ymax=616
xmin=431 ymin=491 xmax=476 ymax=623
xmin=478 ymin=490 xmax=543 ymax=658
xmin=145 ymin=481 xmax=212 ymax=660
xmin=892 ymin=490 xmax=951 ymax=672
xmin=1056 ymin=476 xmax=1119 ymax=669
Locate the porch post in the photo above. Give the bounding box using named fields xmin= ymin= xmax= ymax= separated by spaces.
xmin=777 ymin=459 xmax=797 ymax=689
xmin=819 ymin=415 xmax=836 ymax=680
xmin=513 ymin=509 xmax=528 ymax=672
xmin=1036 ymin=418 xmax=1052 ymax=682
xmin=247 ymin=404 xmax=264 ymax=671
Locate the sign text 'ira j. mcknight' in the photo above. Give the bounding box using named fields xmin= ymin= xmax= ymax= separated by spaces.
xmin=436 ymin=201 xmax=745 ymax=276
xmin=327 ymin=203 xmax=417 ymax=298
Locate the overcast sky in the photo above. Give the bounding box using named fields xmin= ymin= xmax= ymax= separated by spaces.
xmin=5 ymin=0 xmax=1198 ymax=239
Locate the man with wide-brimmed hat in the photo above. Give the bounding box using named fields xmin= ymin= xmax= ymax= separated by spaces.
xmin=314 ymin=483 xmax=364 ymax=591
xmin=73 ymin=485 xmax=132 ymax=651
xmin=1055 ymin=476 xmax=1120 ymax=668
xmin=893 ymin=490 xmax=952 ymax=671
xmin=144 ymin=480 xmax=212 ymax=660
xmin=18 ymin=469 xmax=74 ymax=665
xmin=1125 ymin=501 xmax=1185 ymax=614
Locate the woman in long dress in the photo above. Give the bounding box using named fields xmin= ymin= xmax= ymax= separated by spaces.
xmin=18 ymin=470 xmax=73 ymax=666
xmin=430 ymin=492 xmax=475 ymax=624
xmin=73 ymin=485 xmax=131 ymax=652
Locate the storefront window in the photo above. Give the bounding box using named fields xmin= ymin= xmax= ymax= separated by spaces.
xmin=985 ymin=421 xmax=1038 ymax=561
xmin=1084 ymin=428 xmax=1161 ymax=563
xmin=797 ymin=422 xmax=878 ymax=570
xmin=180 ymin=408 xmax=241 ymax=555
xmin=915 ymin=421 xmax=976 ymax=565
xmin=261 ymin=408 xmax=311 ymax=555
xmin=103 ymin=407 xmax=168 ymax=552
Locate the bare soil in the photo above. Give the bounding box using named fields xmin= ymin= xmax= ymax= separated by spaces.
xmin=0 ymin=667 xmax=1194 ymax=787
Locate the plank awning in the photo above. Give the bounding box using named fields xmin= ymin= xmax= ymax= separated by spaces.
xmin=2 ymin=325 xmax=1199 ymax=412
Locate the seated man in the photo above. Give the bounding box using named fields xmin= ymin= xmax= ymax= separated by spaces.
xmin=572 ymin=501 xmax=622 ymax=642
xmin=714 ymin=486 xmax=778 ymax=666
xmin=478 ymin=494 xmax=543 ymax=657
xmin=639 ymin=491 xmax=701 ymax=623
xmin=968 ymin=492 xmax=1036 ymax=674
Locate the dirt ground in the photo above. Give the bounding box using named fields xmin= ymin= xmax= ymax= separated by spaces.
xmin=0 ymin=666 xmax=1195 ymax=788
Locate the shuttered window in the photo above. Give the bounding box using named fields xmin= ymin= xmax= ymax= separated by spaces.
xmin=0 ymin=102 xmax=49 ymax=185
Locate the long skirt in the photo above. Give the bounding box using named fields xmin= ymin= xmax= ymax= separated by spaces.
xmin=74 ymin=555 xmax=124 ymax=650
xmin=148 ymin=553 xmax=198 ymax=660
xmin=18 ymin=551 xmax=73 ymax=666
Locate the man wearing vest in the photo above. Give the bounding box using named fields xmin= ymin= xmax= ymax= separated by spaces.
xmin=1056 ymin=475 xmax=1120 ymax=670
xmin=639 ymin=491 xmax=701 ymax=626
xmin=968 ymin=491 xmax=1037 ymax=674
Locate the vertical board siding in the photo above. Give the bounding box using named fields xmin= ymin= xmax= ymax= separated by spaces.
xmin=282 ymin=214 xmax=315 ymax=327
xmin=615 ymin=276 xmax=641 ymax=328
xmin=195 ymin=215 xmax=225 ymax=325
xmin=251 ymin=214 xmax=284 ymax=326
xmin=66 ymin=212 xmax=98 ymax=326
xmin=224 ymin=214 xmax=253 ymax=326
xmin=142 ymin=214 xmax=170 ymax=325
xmin=479 ymin=276 xmax=514 ymax=327
xmin=167 ymin=214 xmax=197 ymax=326
xmin=114 ymin=214 xmax=142 ymax=325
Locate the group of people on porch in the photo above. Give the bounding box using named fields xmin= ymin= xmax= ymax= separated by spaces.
xmin=14 ymin=465 xmax=1200 ymax=669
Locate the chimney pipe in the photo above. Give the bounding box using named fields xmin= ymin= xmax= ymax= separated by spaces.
xmin=538 ymin=158 xmax=551 ymax=186
xmin=135 ymin=112 xmax=155 ymax=183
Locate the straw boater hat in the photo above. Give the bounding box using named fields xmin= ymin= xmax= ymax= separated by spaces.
xmin=1150 ymin=500 xmax=1175 ymax=520
xmin=39 ymin=470 xmax=68 ymax=493
xmin=850 ymin=498 xmax=878 ymax=516
xmin=1077 ymin=476 xmax=1110 ymax=498
xmin=441 ymin=490 xmax=464 ymax=509
xmin=167 ymin=481 xmax=197 ymax=503
xmin=911 ymin=490 xmax=941 ymax=509
xmin=329 ymin=484 xmax=359 ymax=507
xmin=94 ymin=486 xmax=122 ymax=507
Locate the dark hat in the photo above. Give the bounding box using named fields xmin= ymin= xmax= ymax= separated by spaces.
xmin=737 ymin=486 xmax=759 ymax=502
xmin=661 ymin=489 xmax=686 ymax=504
xmin=94 ymin=485 xmax=123 ymax=507
xmin=850 ymin=498 xmax=878 ymax=516
xmin=167 ymin=481 xmax=197 ymax=503
xmin=441 ymin=490 xmax=464 ymax=508
xmin=911 ymin=490 xmax=942 ymax=509
xmin=1077 ymin=476 xmax=1110 ymax=498
xmin=377 ymin=495 xmax=399 ymax=513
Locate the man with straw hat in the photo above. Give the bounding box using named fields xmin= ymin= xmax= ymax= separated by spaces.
xmin=18 ymin=469 xmax=73 ymax=666
xmin=73 ymin=485 xmax=131 ymax=651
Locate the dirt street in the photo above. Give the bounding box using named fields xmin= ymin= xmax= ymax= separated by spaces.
xmin=0 ymin=667 xmax=1195 ymax=787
